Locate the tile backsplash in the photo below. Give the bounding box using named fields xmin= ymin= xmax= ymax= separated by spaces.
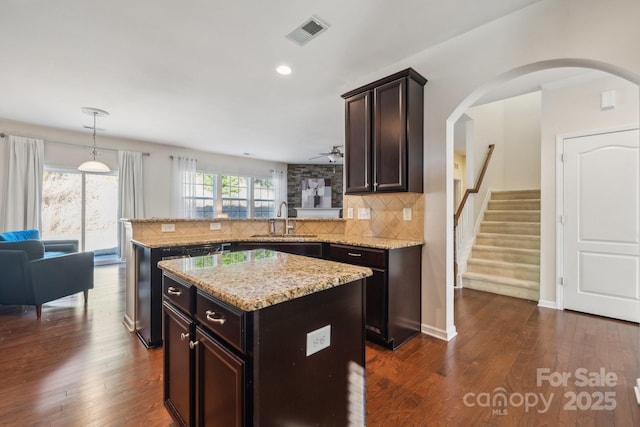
xmin=129 ymin=193 xmax=424 ymax=242
xmin=343 ymin=193 xmax=424 ymax=240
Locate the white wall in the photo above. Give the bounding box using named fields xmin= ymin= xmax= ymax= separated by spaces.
xmin=464 ymin=91 xmax=541 ymax=226
xmin=504 ymin=92 xmax=541 ymax=188
xmin=0 ymin=117 xmax=286 ymax=224
xmin=465 ymin=100 xmax=505 ymax=222
xmin=344 ymin=0 xmax=640 ymax=340
xmin=539 ymin=72 xmax=639 ymax=304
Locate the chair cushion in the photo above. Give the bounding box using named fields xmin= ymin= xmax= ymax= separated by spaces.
xmin=0 ymin=229 xmax=40 ymax=241
xmin=43 ymin=251 xmax=68 ymax=258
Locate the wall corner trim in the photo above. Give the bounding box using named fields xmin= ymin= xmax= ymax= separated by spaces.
xmin=421 ymin=323 xmax=458 ymax=342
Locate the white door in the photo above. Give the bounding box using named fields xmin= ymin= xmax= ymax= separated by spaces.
xmin=563 ymin=129 xmax=640 ymax=322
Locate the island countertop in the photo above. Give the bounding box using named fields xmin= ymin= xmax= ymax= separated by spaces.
xmin=157 ymin=249 xmax=373 ymax=311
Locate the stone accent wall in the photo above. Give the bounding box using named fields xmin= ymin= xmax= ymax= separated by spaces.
xmin=286 ymin=164 xmax=343 ymax=217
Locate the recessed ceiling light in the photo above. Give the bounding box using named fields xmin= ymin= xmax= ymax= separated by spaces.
xmin=276 ymin=65 xmax=292 ymax=75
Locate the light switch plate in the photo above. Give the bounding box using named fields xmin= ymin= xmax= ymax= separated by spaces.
xmin=306 ymin=325 xmax=331 ymax=356
xmin=161 ymin=224 xmax=175 ymax=232
xmin=347 ymin=207 xmax=354 ymax=219
xmin=403 ymin=207 xmax=412 ymax=221
xmin=209 ymin=222 xmax=221 ymax=230
xmin=357 ymin=208 xmax=371 ymax=220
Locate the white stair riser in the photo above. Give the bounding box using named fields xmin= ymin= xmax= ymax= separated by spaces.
xmin=484 ymin=211 xmax=540 ymax=222
xmin=471 ymin=248 xmax=540 ymax=265
xmin=480 ymin=222 xmax=540 ymax=235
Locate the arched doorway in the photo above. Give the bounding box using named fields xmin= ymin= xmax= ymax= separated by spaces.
xmin=446 ymin=59 xmax=640 ymax=330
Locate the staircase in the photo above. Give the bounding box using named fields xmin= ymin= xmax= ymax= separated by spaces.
xmin=462 ymin=189 xmax=540 ymax=301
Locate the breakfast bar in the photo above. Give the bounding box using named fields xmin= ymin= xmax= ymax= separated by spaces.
xmin=158 ymin=249 xmax=372 ymax=426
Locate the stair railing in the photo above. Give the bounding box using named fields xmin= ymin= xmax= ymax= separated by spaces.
xmin=454 ymin=144 xmax=495 ymax=285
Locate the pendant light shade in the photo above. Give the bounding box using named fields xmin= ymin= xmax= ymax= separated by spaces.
xmin=78 ymin=159 xmax=111 ymax=173
xmin=79 ymin=107 xmax=110 ymax=173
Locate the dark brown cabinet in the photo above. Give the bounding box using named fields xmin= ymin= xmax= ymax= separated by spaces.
xmin=194 ymin=326 xmax=245 ymax=427
xmin=342 ymin=68 xmax=427 ymax=194
xmin=163 ymin=302 xmax=194 ymax=427
xmin=162 ymin=267 xmax=366 ymax=426
xmin=328 ymin=243 xmax=421 ymax=349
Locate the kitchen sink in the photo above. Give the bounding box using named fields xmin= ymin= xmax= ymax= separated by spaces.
xmin=250 ymin=234 xmax=317 ymax=238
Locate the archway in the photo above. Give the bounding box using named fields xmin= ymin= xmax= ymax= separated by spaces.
xmin=445 ymin=58 xmax=640 ymax=332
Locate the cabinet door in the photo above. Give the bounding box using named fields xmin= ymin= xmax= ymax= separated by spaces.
xmin=344 ymin=91 xmax=372 ymax=194
xmin=195 ymin=327 xmax=245 ymax=427
xmin=373 ymin=78 xmax=407 ymax=192
xmin=365 ymin=268 xmax=388 ymax=340
xmin=163 ymin=303 xmax=194 ymax=427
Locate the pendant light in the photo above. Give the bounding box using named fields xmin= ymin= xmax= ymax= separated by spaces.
xmin=78 ymin=107 xmax=110 ymax=173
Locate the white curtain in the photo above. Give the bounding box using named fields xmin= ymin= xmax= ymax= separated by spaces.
xmin=118 ymin=150 xmax=145 ymax=259
xmin=171 ymin=156 xmax=197 ymax=218
xmin=272 ymin=169 xmax=287 ymax=216
xmin=3 ymin=135 xmax=44 ymax=231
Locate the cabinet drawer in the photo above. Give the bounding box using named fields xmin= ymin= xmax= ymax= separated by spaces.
xmin=196 ymin=291 xmax=246 ymax=353
xmin=163 ymin=275 xmax=195 ymax=315
xmin=328 ymin=244 xmax=387 ymax=269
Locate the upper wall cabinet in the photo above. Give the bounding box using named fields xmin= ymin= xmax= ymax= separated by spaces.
xmin=342 ymin=68 xmax=427 ymax=194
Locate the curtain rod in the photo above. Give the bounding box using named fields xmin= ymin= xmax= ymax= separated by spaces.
xmin=1 ymin=132 xmax=149 ymax=156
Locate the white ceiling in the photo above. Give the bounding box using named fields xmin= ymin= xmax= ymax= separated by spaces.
xmin=1 ymin=0 xmax=540 ymax=164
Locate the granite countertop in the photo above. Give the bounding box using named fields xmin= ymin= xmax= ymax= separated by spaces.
xmin=133 ymin=233 xmax=423 ymax=250
xmin=158 ymin=250 xmax=373 ymax=311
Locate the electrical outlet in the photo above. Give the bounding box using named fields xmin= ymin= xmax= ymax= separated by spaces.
xmin=357 ymin=207 xmax=371 ymax=220
xmin=161 ymin=224 xmax=175 ymax=232
xmin=306 ymin=325 xmax=331 ymax=356
xmin=209 ymin=222 xmax=221 ymax=230
xmin=403 ymin=207 xmax=412 ymax=221
xmin=347 ymin=208 xmax=354 ymax=219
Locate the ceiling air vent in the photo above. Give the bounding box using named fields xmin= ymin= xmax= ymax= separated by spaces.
xmin=286 ymin=15 xmax=330 ymax=46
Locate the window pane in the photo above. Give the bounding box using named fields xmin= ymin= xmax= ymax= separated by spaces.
xmin=41 ymin=171 xmax=82 ymax=241
xmin=253 ymin=177 xmax=275 ymax=218
xmin=222 ymin=175 xmax=249 ymax=218
xmin=185 ymin=172 xmax=216 ymax=218
xmin=85 ymin=174 xmax=118 ymax=253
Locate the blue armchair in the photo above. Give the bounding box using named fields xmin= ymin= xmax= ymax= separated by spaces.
xmin=0 ymin=240 xmax=94 ymax=318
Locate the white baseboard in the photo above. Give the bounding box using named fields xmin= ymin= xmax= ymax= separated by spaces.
xmin=537 ymin=299 xmax=558 ymax=310
xmin=421 ymin=323 xmax=458 ymax=341
xmin=122 ymin=315 xmax=136 ymax=332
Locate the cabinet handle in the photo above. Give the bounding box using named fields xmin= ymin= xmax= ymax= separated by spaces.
xmin=167 ymin=286 xmax=182 ymax=296
xmin=205 ymin=310 xmax=227 ymax=325
xmin=347 ymin=252 xmax=362 ymax=257
xmin=189 ymin=340 xmax=199 ymax=349
xmin=180 ymin=332 xmax=189 ymax=341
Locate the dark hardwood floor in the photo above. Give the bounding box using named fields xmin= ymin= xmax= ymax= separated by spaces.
xmin=0 ymin=264 xmax=638 ymax=426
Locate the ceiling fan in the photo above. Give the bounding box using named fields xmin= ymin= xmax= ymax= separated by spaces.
xmin=309 ymin=145 xmax=344 ymax=163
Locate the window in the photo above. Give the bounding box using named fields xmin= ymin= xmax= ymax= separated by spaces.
xmin=253 ymin=177 xmax=275 ymax=218
xmin=221 ymin=175 xmax=249 ymax=218
xmin=185 ymin=172 xmax=216 ymax=218
xmin=41 ymin=169 xmax=118 ymax=256
xmin=179 ymin=172 xmax=275 ymax=219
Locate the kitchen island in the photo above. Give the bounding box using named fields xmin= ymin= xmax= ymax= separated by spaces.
xmin=158 ymin=249 xmax=372 ymax=426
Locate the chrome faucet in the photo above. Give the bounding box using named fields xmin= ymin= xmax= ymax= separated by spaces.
xmin=277 ymin=201 xmax=288 ymax=218
xmin=276 ymin=201 xmax=295 ymax=235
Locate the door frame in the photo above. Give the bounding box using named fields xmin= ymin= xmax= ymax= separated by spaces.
xmin=555 ymin=124 xmax=639 ymax=310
